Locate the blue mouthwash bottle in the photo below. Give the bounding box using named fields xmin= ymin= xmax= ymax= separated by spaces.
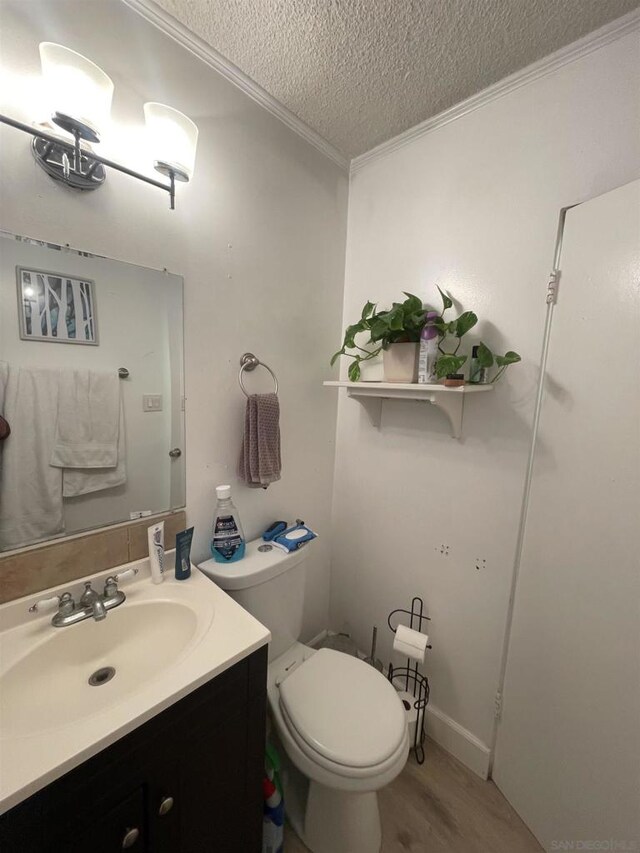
xmin=211 ymin=484 xmax=246 ymax=563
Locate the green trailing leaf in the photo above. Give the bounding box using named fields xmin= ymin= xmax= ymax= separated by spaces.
xmin=455 ymin=311 xmax=478 ymax=338
xmin=388 ymin=307 xmax=405 ymax=331
xmin=369 ymin=319 xmax=388 ymax=342
xmin=402 ymin=292 xmax=423 ymax=314
xmin=476 ymin=341 xmax=494 ymax=368
xmin=495 ymin=351 xmax=521 ymax=366
xmin=437 ymin=286 xmax=453 ymax=311
xmin=343 ymin=321 xmax=365 ymax=349
xmin=361 ymin=301 xmax=376 ymax=320
xmin=435 ymin=354 xmax=467 ymax=379
xmin=330 ymin=347 xmax=345 ymax=366
xmin=491 ymin=351 xmax=521 ymax=383
xmin=348 ymin=360 xmax=361 ymax=381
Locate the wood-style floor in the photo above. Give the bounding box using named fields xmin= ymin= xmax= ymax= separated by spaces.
xmin=283 ymin=738 xmax=542 ymax=853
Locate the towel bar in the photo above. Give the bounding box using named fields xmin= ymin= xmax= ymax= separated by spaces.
xmin=238 ymin=353 xmax=278 ymax=397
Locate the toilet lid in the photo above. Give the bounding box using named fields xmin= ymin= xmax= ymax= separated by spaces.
xmin=279 ymin=648 xmax=406 ymax=768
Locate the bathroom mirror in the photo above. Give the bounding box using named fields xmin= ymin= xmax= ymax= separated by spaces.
xmin=0 ymin=231 xmax=185 ymax=552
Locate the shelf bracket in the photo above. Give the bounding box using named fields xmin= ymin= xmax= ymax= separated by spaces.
xmin=425 ymin=391 xmax=464 ymax=439
xmin=346 ymin=389 xmax=382 ymax=427
xmin=345 ymin=387 xmax=465 ymax=437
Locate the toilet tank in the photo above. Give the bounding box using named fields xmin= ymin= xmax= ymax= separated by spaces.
xmin=198 ymin=538 xmax=309 ymax=661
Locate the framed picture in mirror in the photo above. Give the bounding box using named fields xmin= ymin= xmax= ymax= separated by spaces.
xmin=16 ymin=267 xmax=98 ymax=345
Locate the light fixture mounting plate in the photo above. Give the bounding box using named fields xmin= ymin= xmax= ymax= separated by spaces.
xmin=31 ymin=136 xmax=106 ymax=191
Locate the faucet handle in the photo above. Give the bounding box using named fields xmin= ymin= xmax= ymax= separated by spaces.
xmin=104 ymin=568 xmax=138 ymax=598
xmin=29 ymin=595 xmax=60 ymax=614
xmin=29 ymin=591 xmax=75 ymax=615
xmin=115 ymin=568 xmax=138 ymax=584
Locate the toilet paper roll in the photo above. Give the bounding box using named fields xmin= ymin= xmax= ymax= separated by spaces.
xmin=393 ymin=624 xmax=429 ymax=664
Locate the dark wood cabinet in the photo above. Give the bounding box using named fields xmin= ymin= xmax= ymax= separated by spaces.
xmin=0 ymin=646 xmax=268 ymax=853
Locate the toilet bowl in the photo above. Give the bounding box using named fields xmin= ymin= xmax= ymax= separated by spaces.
xmin=268 ymin=642 xmax=409 ymax=853
xmin=198 ymin=540 xmax=409 ymax=853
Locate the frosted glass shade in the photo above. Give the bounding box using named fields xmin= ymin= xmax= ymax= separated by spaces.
xmin=39 ymin=43 xmax=113 ymax=138
xmin=144 ymin=102 xmax=198 ymax=181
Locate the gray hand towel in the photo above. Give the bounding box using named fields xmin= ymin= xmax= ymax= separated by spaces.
xmin=237 ymin=393 xmax=281 ymax=488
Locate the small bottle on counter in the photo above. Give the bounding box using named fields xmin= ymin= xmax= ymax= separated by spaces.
xmin=175 ymin=527 xmax=194 ymax=580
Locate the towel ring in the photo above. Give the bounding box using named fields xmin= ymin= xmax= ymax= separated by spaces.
xmin=238 ymin=352 xmax=278 ymax=397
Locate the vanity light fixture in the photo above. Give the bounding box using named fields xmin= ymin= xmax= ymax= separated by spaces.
xmin=0 ymin=43 xmax=198 ymax=210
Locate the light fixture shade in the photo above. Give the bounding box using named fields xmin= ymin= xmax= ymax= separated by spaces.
xmin=144 ymin=102 xmax=198 ymax=181
xmin=39 ymin=43 xmax=113 ymax=139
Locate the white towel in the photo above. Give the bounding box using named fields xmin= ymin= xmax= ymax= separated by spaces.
xmin=0 ymin=366 xmax=64 ymax=549
xmin=62 ymin=401 xmax=126 ymax=497
xmin=51 ymin=370 xmax=120 ymax=469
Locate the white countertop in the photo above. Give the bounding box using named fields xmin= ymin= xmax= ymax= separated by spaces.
xmin=0 ymin=557 xmax=270 ymax=814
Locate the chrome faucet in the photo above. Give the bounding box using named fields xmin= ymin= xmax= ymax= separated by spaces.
xmin=29 ymin=569 xmax=138 ymax=628
xmin=80 ymin=582 xmax=107 ymax=621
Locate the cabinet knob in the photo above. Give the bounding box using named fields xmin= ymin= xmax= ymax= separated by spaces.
xmin=121 ymin=826 xmax=140 ymax=849
xmin=158 ymin=795 xmax=174 ymax=816
xmin=168 ymin=448 xmax=182 ymax=458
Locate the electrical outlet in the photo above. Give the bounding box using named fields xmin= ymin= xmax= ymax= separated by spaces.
xmin=143 ymin=394 xmax=163 ymax=412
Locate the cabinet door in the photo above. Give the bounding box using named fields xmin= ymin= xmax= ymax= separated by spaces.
xmin=147 ymin=758 xmax=181 ymax=853
xmin=180 ymin=709 xmax=250 ymax=853
xmin=66 ymin=787 xmax=146 ymax=853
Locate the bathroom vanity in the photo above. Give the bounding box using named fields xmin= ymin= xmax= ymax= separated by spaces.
xmin=0 ymin=648 xmax=267 ymax=852
xmin=0 ymin=562 xmax=270 ymax=852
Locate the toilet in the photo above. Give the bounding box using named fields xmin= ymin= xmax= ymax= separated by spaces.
xmin=198 ymin=538 xmax=409 ymax=853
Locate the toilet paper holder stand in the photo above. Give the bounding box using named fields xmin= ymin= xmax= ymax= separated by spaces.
xmin=387 ymin=596 xmax=432 ymax=765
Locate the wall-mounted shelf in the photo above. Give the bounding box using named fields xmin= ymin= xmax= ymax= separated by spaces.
xmin=324 ymin=381 xmax=493 ymax=438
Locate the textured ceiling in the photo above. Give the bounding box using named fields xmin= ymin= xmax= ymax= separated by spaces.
xmin=155 ymin=0 xmax=639 ymax=158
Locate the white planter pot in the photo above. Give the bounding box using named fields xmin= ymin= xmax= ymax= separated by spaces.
xmin=383 ymin=342 xmax=418 ymax=383
xmin=358 ymin=351 xmax=384 ymax=382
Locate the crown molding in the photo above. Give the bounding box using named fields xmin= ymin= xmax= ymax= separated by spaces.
xmin=351 ymin=9 xmax=640 ymax=174
xmin=122 ymin=0 xmax=350 ymax=172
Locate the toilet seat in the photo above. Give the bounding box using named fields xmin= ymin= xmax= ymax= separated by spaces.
xmin=278 ymin=648 xmax=407 ymax=775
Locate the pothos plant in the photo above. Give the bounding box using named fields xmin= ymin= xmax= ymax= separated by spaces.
xmin=330 ymin=292 xmax=426 ymax=381
xmin=331 ymin=287 xmax=521 ymax=383
xmin=432 ymin=287 xmax=521 ymax=380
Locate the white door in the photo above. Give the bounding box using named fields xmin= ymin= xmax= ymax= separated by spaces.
xmin=493 ymin=180 xmax=640 ymax=851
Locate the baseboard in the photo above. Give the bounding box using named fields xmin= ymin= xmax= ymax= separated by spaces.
xmin=306 ymin=628 xmax=328 ymax=648
xmin=425 ymin=703 xmax=491 ymax=780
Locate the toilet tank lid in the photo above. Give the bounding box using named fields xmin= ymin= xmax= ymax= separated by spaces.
xmin=197 ymin=538 xmax=308 ymax=590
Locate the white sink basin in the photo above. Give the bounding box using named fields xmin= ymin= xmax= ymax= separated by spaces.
xmin=2 ymin=600 xmax=198 ymax=736
xmin=0 ymin=556 xmax=270 ymax=815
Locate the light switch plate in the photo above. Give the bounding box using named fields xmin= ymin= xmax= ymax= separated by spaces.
xmin=143 ymin=394 xmax=163 ymax=412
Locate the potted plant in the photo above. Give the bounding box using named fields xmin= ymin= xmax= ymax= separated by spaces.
xmin=331 ymin=287 xmax=521 ymax=384
xmin=330 ymin=292 xmax=426 ymax=382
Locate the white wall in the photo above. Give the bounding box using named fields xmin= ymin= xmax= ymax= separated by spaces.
xmin=0 ymin=0 xmax=348 ymax=639
xmin=331 ymin=29 xmax=640 ymax=775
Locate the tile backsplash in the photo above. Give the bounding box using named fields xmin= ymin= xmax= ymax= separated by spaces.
xmin=0 ymin=510 xmax=187 ymax=604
